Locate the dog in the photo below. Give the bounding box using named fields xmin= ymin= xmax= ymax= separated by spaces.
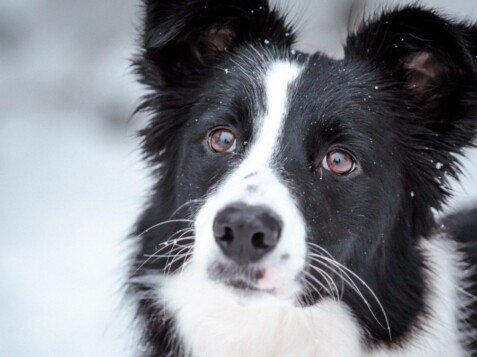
xmin=128 ymin=1 xmax=477 ymax=355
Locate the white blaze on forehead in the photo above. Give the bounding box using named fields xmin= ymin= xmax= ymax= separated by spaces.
xmin=192 ymin=59 xmax=306 ymax=295
xmin=248 ymin=61 xmax=301 ymax=167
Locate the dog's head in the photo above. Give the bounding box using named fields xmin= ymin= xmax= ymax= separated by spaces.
xmin=133 ymin=0 xmax=476 ymax=340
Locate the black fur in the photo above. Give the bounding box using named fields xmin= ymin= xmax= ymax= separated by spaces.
xmin=129 ymin=1 xmax=477 ymax=355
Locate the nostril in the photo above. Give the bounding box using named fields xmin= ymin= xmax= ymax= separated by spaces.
xmin=218 ymin=227 xmax=234 ymax=244
xmin=251 ymin=232 xmax=267 ymax=249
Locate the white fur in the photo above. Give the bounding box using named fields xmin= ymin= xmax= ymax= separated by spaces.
xmin=161 ymin=267 xmax=362 ymax=357
xmin=156 ymin=234 xmax=469 ymax=356
xmin=193 ymin=60 xmax=307 ymax=297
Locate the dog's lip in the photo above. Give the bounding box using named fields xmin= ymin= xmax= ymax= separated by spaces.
xmin=208 ymin=261 xmax=275 ymax=294
xmin=222 ymin=277 xmax=275 ymax=294
xmin=226 ymin=278 xmax=258 ymax=290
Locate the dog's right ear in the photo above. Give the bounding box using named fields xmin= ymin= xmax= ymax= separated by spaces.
xmin=139 ymin=0 xmax=294 ymax=86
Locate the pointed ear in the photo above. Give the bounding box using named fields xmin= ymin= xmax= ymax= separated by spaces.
xmin=345 ymin=6 xmax=477 ymax=142
xmin=139 ymin=0 xmax=294 ymax=86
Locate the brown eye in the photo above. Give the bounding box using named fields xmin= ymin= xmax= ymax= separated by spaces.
xmin=208 ymin=128 xmax=237 ymax=153
xmin=322 ymin=149 xmax=357 ymax=175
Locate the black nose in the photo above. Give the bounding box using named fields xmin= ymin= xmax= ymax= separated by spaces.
xmin=213 ymin=203 xmax=283 ymax=264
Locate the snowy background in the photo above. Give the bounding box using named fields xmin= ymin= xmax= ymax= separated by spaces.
xmin=0 ymin=0 xmax=475 ymax=356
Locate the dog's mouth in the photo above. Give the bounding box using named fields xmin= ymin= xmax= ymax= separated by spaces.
xmin=227 ymin=278 xmax=257 ymax=290
xmin=225 ymin=278 xmax=274 ymax=294
xmin=207 ymin=260 xmax=295 ymax=299
xmin=208 ymin=261 xmax=265 ymax=292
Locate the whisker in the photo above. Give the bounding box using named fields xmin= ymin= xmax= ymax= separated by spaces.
xmin=144 ymin=243 xmax=193 ymax=259
xmin=149 ymin=237 xmax=195 ymax=265
xmin=134 ymin=228 xmax=194 ymax=274
xmin=164 ymin=245 xmax=193 ymax=275
xmin=308 ymin=264 xmax=340 ymax=301
xmin=306 ymin=243 xmax=392 ymax=340
xmin=301 ymin=275 xmax=324 ymax=302
xmin=166 ymin=227 xmax=195 ymax=241
xmin=136 ymin=219 xmax=194 ymax=239
xmin=303 ymin=270 xmax=328 ymax=299
xmin=312 ymin=253 xmax=391 ymax=339
xmin=143 ymin=236 xmax=194 ymax=260
xmin=168 ymin=199 xmax=205 ymax=220
xmin=309 ymin=256 xmax=367 ymax=306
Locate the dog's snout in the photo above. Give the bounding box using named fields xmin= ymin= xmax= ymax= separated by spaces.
xmin=213 ymin=203 xmax=282 ymax=264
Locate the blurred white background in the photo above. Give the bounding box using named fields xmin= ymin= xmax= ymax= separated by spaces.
xmin=0 ymin=0 xmax=475 ymax=356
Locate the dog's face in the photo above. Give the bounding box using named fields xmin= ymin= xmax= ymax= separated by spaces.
xmin=133 ymin=0 xmax=476 ymax=336
xmin=176 ymin=53 xmax=408 ymax=301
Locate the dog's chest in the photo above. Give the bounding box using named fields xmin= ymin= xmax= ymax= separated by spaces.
xmin=160 ymin=269 xmax=362 ymax=357
xmin=156 ymin=237 xmax=467 ymax=357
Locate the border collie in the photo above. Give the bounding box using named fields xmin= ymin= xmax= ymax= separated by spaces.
xmin=129 ymin=1 xmax=477 ymax=355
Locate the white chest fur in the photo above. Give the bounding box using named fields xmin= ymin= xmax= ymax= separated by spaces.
xmin=157 ymin=237 xmax=467 ymax=356
xmin=161 ymin=268 xmax=362 ymax=357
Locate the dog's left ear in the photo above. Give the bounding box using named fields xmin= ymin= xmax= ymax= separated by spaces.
xmin=345 ymin=6 xmax=477 ymax=147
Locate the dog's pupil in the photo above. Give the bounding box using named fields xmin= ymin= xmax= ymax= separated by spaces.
xmin=211 ymin=129 xmax=235 ymax=153
xmin=329 ymin=150 xmax=352 ymax=173
xmin=219 ymin=132 xmax=232 ymax=146
xmin=333 ymin=153 xmax=343 ymax=166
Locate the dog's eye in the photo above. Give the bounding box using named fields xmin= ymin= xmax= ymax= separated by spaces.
xmin=208 ymin=128 xmax=237 ymax=153
xmin=322 ymin=149 xmax=357 ymax=175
